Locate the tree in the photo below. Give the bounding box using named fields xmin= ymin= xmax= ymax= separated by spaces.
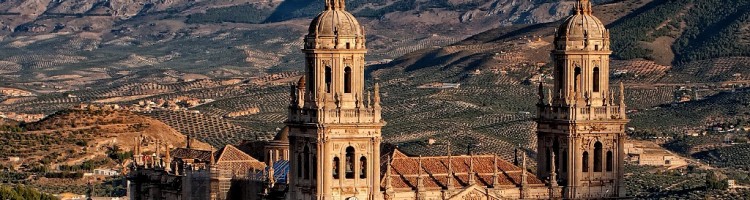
xmin=706 ymin=171 xmax=729 ymax=190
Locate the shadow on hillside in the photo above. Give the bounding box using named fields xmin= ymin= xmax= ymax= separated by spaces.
xmin=264 ymin=0 xmax=319 ymax=23
xmin=605 ymin=0 xmax=665 ymax=28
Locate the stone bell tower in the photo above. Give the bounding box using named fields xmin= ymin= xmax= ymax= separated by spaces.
xmin=286 ymin=0 xmax=385 ymax=199
xmin=536 ymin=0 xmax=628 ymax=198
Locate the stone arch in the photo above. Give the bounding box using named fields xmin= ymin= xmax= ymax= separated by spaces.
xmin=574 ymin=66 xmax=582 ymax=92
xmin=345 ymin=146 xmax=355 ymax=179
xmin=593 ymin=66 xmax=600 ymax=92
xmin=582 ymin=151 xmax=589 ymax=172
xmin=304 ymin=145 xmax=310 ymax=179
xmin=325 ymin=66 xmax=332 ymax=93
xmin=360 ymin=156 xmax=367 ymax=179
xmin=333 ymin=157 xmax=340 ymax=179
xmin=606 ymin=150 xmax=613 ymax=172
xmin=594 ymin=142 xmax=603 ymax=172
xmin=344 ymin=66 xmax=352 ymax=93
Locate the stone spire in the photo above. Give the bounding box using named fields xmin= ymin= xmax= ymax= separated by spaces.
xmin=492 ymin=155 xmax=499 ymax=187
xmin=447 ymin=143 xmax=454 ymax=190
xmin=210 ymin=147 xmax=216 ymax=165
xmin=547 ymin=88 xmax=553 ymax=105
xmin=576 ymin=0 xmax=593 ymax=15
xmin=385 ymin=155 xmax=393 ymax=192
xmin=521 ymin=152 xmax=529 ymax=198
xmin=373 ymin=83 xmax=381 ymax=108
xmin=132 ymin=138 xmax=140 ymax=166
xmin=164 ymin=144 xmax=171 ymax=173
xmin=468 ymin=154 xmax=476 ymax=185
xmin=268 ymin=159 xmax=276 ymax=187
xmin=417 ymin=155 xmax=425 ymax=190
xmin=326 ymin=0 xmax=346 ymax=11
xmin=521 ymin=153 xmax=528 ymax=187
xmin=550 ymin=152 xmax=558 ymax=187
xmin=538 ymin=79 xmax=545 ymax=104
xmin=366 ymin=91 xmax=371 ymax=108
xmin=155 ymin=139 xmax=161 ymax=167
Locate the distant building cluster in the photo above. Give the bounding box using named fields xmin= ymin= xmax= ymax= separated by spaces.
xmin=73 ymin=97 xmax=214 ymax=113
xmin=128 ymin=129 xmax=291 ymax=200
xmin=417 ymin=83 xmax=461 ymax=89
xmin=0 ymin=112 xmax=46 ymax=122
xmin=0 ymin=87 xmax=35 ymax=97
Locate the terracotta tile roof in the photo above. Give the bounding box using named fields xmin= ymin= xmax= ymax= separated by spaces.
xmin=382 ymin=154 xmax=543 ymax=190
xmin=170 ymin=148 xmax=212 ymax=162
xmin=215 ymin=145 xmax=267 ymax=172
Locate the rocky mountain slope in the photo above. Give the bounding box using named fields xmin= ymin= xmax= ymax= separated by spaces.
xmin=0 ymin=0 xmax=614 ymax=98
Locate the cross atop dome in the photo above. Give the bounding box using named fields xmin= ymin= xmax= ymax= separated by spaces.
xmin=326 ymin=0 xmax=346 ymax=10
xmin=576 ymin=0 xmax=593 ymax=15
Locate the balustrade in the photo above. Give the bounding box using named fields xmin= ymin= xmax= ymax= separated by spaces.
xmin=538 ymin=104 xmax=625 ymax=121
xmin=288 ymin=107 xmax=381 ymax=124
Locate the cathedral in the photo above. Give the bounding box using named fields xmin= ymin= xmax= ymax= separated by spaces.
xmin=128 ymin=0 xmax=629 ymax=199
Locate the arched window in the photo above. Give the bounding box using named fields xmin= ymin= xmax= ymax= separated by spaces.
xmin=360 ymin=156 xmax=367 ymax=179
xmin=333 ymin=157 xmax=340 ymax=179
xmin=594 ymin=142 xmax=603 ymax=172
xmin=303 ymin=146 xmax=310 ymax=179
xmin=606 ymin=150 xmax=613 ymax=172
xmin=345 ymin=147 xmax=355 ymax=179
xmin=574 ymin=66 xmax=582 ymax=92
xmin=325 ymin=66 xmax=332 ymax=93
xmin=344 ymin=67 xmax=352 ymax=93
xmin=593 ymin=67 xmax=600 ymax=92
xmin=582 ymin=151 xmax=589 ymax=172
xmin=297 ymin=154 xmax=303 ymax=178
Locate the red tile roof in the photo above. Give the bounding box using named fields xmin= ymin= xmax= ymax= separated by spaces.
xmin=214 ymin=145 xmax=267 ymax=172
xmin=383 ymin=154 xmax=543 ymax=190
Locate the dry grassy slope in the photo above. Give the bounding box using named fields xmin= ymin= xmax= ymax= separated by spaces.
xmin=6 ymin=109 xmax=210 ymax=167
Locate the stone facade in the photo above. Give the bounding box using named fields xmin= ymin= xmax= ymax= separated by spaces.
xmin=536 ymin=0 xmax=628 ymax=198
xmin=127 ymin=138 xmax=289 ymax=200
xmin=128 ymin=0 xmax=630 ymax=199
xmin=286 ymin=0 xmax=384 ymax=199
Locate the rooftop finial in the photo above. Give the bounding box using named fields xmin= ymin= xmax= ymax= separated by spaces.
xmin=576 ymin=0 xmax=593 ymax=15
xmin=326 ymin=0 xmax=346 ymax=10
xmin=385 ymin=155 xmax=393 ymax=191
xmin=468 ymin=154 xmax=476 ymax=185
xmin=417 ymin=155 xmax=424 ymax=189
xmin=550 ymin=152 xmax=558 ymax=187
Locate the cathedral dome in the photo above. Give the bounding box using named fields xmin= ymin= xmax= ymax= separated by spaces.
xmin=304 ymin=0 xmax=366 ymax=50
xmin=554 ymin=0 xmax=609 ymax=51
xmin=308 ymin=10 xmax=363 ymax=37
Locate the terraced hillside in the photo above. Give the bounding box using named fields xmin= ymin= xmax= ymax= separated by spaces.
xmin=0 ymin=109 xmax=210 ymax=168
xmin=609 ymin=0 xmax=750 ymax=65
